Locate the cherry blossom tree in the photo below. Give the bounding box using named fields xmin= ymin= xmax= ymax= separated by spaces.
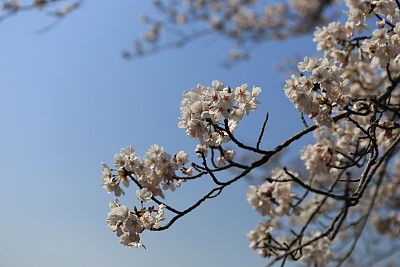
xmin=126 ymin=0 xmax=340 ymax=64
xmin=125 ymin=0 xmax=339 ymax=63
xmin=100 ymin=1 xmax=400 ymax=266
xmin=1 ymin=0 xmax=338 ymax=62
xmin=0 ymin=0 xmax=82 ymax=22
xmin=5 ymin=0 xmax=399 ymax=266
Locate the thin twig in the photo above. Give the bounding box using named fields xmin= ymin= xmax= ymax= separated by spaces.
xmin=256 ymin=112 xmax=269 ymax=150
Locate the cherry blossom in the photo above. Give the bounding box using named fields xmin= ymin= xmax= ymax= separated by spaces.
xmin=98 ymin=1 xmax=400 ymax=265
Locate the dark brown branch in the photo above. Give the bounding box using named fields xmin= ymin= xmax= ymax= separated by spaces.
xmin=284 ymin=168 xmax=350 ymax=201
xmin=256 ymin=112 xmax=269 ymax=150
xmin=217 ymin=119 xmax=270 ymax=154
xmin=198 ymin=150 xmax=225 ymax=185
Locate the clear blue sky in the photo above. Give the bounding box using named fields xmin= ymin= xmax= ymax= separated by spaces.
xmin=0 ymin=1 xmax=318 ymax=266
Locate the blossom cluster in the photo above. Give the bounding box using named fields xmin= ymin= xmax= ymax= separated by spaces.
xmin=284 ymin=57 xmax=350 ymax=125
xmin=285 ymin=0 xmax=400 ymax=127
xmin=371 ymin=211 xmax=400 ymax=238
xmin=101 ymin=144 xmax=190 ymax=199
xmin=178 ymin=80 xmax=261 ymax=146
xmin=247 ymin=168 xmax=301 ymax=218
xmin=300 ymin=117 xmax=369 ymax=177
xmin=301 ymin=232 xmax=333 ymax=266
xmin=314 ymin=1 xmax=400 ymax=69
xmin=300 ymin=143 xmax=336 ymax=175
xmin=247 ymin=220 xmax=275 ymax=258
xmin=106 ymin=190 xmax=166 ymax=248
xmin=102 ymin=145 xmax=191 ymax=247
xmin=300 ymin=114 xmax=399 ymax=187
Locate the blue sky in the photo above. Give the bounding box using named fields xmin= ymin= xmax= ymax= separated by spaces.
xmin=0 ymin=1 xmax=320 ymax=266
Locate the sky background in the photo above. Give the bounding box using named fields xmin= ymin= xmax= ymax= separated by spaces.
xmin=0 ymin=1 xmax=329 ymax=267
